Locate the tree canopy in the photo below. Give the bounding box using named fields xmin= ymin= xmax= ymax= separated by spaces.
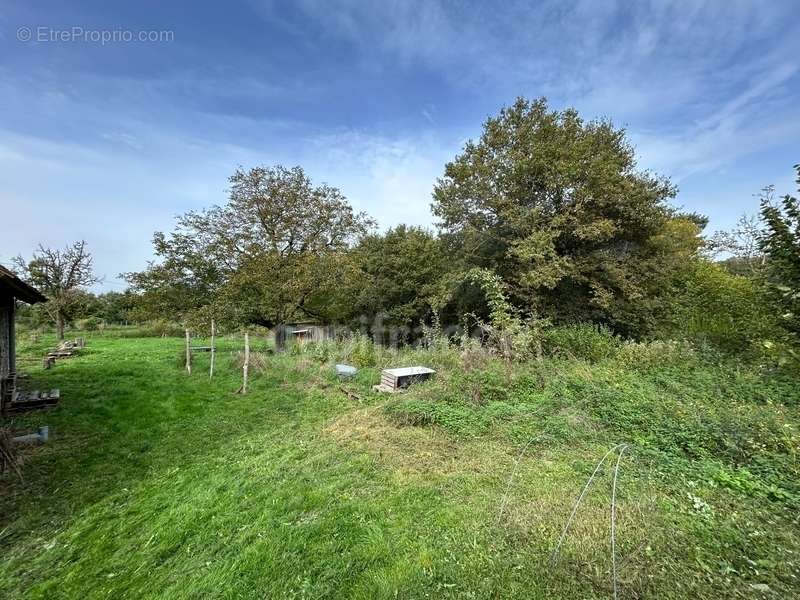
xmin=125 ymin=165 xmax=374 ymax=337
xmin=432 ymin=97 xmax=703 ymax=335
xmin=14 ymin=240 xmax=99 ymax=339
xmin=345 ymin=225 xmax=445 ymax=340
xmin=759 ymin=164 xmax=800 ymax=343
xmin=110 ymin=98 xmax=800 ymax=362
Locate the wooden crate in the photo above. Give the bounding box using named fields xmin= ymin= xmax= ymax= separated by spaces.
xmin=380 ymin=366 xmax=436 ymax=391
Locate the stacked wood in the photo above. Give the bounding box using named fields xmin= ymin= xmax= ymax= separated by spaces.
xmin=5 ymin=389 xmax=60 ymax=413
xmin=1 ymin=371 xmax=60 ymax=414
xmin=45 ymin=338 xmax=85 ymax=365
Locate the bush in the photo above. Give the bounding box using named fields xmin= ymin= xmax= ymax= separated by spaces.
xmin=306 ymin=341 xmax=333 ymax=363
xmin=75 ymin=316 xmax=103 ymax=331
xmin=614 ymin=339 xmax=696 ymax=370
xmin=346 ymin=333 xmax=378 ymax=368
xmin=140 ymin=320 xmax=185 ymax=338
xmin=458 ymin=363 xmax=509 ymax=405
xmin=661 ymin=260 xmax=780 ymax=355
xmin=542 ymin=323 xmax=623 ymax=362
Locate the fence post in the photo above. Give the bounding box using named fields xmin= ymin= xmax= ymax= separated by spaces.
xmin=185 ymin=329 xmax=191 ymax=374
xmin=209 ymin=319 xmax=216 ymax=379
xmin=242 ymin=331 xmax=249 ymax=394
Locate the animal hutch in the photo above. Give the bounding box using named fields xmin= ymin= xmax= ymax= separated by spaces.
xmin=379 ymin=366 xmax=436 ymax=391
xmin=0 ymin=266 xmax=47 ymax=413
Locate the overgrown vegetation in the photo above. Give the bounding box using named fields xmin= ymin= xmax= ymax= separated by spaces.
xmin=1 ymin=331 xmax=798 ymax=598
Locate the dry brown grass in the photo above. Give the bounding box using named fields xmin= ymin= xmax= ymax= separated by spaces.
xmin=323 ymin=406 xmax=511 ymax=481
xmin=231 ymin=351 xmax=269 ymax=372
xmin=0 ymin=427 xmax=22 ymax=480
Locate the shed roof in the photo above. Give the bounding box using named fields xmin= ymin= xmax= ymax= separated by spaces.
xmin=0 ymin=265 xmax=47 ymax=304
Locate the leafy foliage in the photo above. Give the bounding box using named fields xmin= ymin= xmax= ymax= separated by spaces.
xmin=759 ymin=164 xmax=800 ymax=352
xmin=432 ymin=97 xmax=703 ymax=335
xmin=460 ymin=268 xmax=547 ymax=361
xmin=125 ymin=165 xmax=374 ymax=338
xmin=13 ymin=240 xmax=99 ymax=339
xmin=659 ymin=260 xmax=779 ymax=355
xmin=542 ymin=323 xmax=622 ymax=362
xmin=345 ymin=225 xmax=445 ymax=338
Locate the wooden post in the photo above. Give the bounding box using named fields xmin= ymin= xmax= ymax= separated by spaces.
xmin=242 ymin=331 xmax=249 ymax=394
xmin=185 ymin=329 xmax=191 ymax=374
xmin=209 ymin=319 xmax=216 ymax=379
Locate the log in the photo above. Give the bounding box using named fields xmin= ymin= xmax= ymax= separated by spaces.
xmin=339 ymin=385 xmax=362 ymax=403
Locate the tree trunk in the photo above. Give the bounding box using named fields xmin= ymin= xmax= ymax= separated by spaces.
xmin=56 ymin=311 xmax=65 ymax=341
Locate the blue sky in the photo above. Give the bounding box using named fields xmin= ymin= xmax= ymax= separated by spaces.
xmin=1 ymin=0 xmax=798 ymax=291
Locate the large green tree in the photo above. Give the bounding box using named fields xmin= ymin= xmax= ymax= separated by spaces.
xmin=432 ymin=97 xmax=703 ymax=335
xmin=346 ymin=225 xmax=446 ymax=341
xmin=759 ymin=164 xmax=800 ymax=344
xmin=126 ymin=165 xmax=374 ymax=342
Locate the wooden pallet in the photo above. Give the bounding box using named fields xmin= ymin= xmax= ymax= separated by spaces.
xmin=43 ymin=338 xmax=85 ymax=366
xmin=6 ymin=389 xmax=60 ymax=413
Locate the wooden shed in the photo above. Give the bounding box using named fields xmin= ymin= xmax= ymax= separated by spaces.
xmin=289 ymin=323 xmax=333 ymax=343
xmin=275 ymin=322 xmax=334 ymax=349
xmin=1 ymin=266 xmax=47 ymax=406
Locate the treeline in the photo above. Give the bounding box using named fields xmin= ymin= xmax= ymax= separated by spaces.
xmin=18 ymin=98 xmax=800 ymax=364
xmin=16 ymin=289 xmax=137 ymax=331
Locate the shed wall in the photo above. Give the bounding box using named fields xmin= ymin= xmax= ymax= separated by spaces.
xmin=0 ymin=297 xmax=13 ymax=380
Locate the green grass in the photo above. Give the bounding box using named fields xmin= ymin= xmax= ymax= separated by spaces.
xmin=1 ymin=331 xmax=798 ymax=598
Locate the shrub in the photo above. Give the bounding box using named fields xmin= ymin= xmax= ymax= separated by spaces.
xmin=661 ymin=260 xmax=779 ymax=355
xmin=306 ymin=341 xmax=333 ymax=363
xmin=462 ymin=268 xmax=547 ymax=362
xmin=614 ymin=339 xmax=696 ymax=370
xmin=337 ymin=333 xmax=378 ymax=367
xmin=75 ymin=316 xmax=103 ymax=331
xmin=458 ymin=364 xmax=509 ymax=405
xmin=542 ymin=323 xmax=623 ymax=362
xmin=141 ymin=320 xmax=185 ymax=338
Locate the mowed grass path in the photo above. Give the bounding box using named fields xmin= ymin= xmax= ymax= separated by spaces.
xmin=1 ymin=334 xmax=798 ymax=598
xmin=0 ymin=335 xmax=540 ymax=598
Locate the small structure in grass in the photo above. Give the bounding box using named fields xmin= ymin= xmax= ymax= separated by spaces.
xmin=0 ymin=266 xmax=49 ymax=414
xmin=335 ymin=364 xmax=358 ymax=379
xmin=374 ymin=366 xmax=436 ymax=393
xmin=275 ymin=322 xmax=334 ymax=351
xmin=44 ymin=337 xmax=85 ymax=368
xmin=184 ymin=320 xmax=217 ymax=377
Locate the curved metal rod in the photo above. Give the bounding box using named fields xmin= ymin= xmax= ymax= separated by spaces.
xmin=549 ymin=443 xmax=626 ymax=566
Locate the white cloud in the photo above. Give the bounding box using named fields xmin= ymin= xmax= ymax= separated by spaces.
xmin=0 ymin=116 xmax=462 ymax=291
xmin=305 ymin=129 xmax=459 ymax=229
xmin=2 ymin=0 xmax=798 ymax=292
